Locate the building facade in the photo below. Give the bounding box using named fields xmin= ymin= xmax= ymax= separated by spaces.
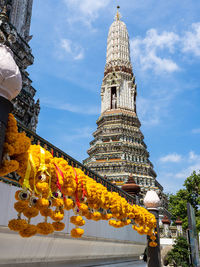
xmin=0 ymin=0 xmax=40 ymax=131
xmin=84 ymin=9 xmax=164 ymax=201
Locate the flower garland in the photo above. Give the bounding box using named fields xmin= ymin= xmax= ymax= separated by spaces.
xmin=0 ymin=113 xmax=30 ymax=176
xmin=1 ymin=114 xmax=157 ymax=247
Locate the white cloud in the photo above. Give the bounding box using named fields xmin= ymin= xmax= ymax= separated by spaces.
xmin=131 ymin=23 xmax=200 ymax=73
xmin=160 ymin=153 xmax=182 ymax=163
xmin=175 ymin=163 xmax=200 ymax=179
xmin=188 ymin=151 xmax=200 ymax=162
xmin=130 ymin=29 xmax=180 ymax=73
xmin=160 ymin=151 xmax=200 ymax=180
xmin=41 ymin=98 xmax=100 ymax=115
xmin=60 ymin=39 xmax=84 ymax=60
xmin=182 ymin=22 xmax=200 ymax=56
xmin=192 ymin=128 xmax=200 ymax=134
xmin=63 ymin=0 xmax=111 ymax=27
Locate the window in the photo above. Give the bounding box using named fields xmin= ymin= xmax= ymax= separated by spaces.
xmin=111 ymin=87 xmax=117 ymax=109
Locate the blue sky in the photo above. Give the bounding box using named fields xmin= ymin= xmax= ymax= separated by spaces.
xmin=29 ymin=0 xmax=200 ymax=194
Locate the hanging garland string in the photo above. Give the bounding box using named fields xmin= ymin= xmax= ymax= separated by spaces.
xmin=0 ymin=114 xmax=157 ymax=247
xmin=72 ymin=167 xmax=80 ymax=208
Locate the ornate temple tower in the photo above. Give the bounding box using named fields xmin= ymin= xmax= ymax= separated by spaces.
xmin=0 ymin=1 xmax=40 ymax=131
xmin=84 ymin=8 xmax=163 ymax=198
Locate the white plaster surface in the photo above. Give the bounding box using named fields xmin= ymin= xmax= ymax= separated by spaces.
xmin=0 ymin=182 xmax=146 ymax=265
xmin=160 ymin=238 xmax=174 ymax=246
xmin=0 ymin=45 xmax=22 ymax=100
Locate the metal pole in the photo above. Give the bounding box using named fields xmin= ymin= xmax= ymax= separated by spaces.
xmin=0 ymin=96 xmax=13 ymax=164
xmin=147 ymin=207 xmax=161 ymax=267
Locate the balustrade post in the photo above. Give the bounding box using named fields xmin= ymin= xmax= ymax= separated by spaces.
xmin=144 ymin=190 xmax=161 ymax=267
xmin=175 ymin=217 xmax=183 ymax=236
xmin=162 ymin=215 xmax=171 ymax=238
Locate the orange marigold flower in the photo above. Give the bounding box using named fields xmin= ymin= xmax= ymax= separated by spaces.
xmin=52 ymin=222 xmax=65 ymax=231
xmin=14 ymin=200 xmax=28 ymax=213
xmin=37 ymin=222 xmax=54 ymax=235
xmin=8 ymin=219 xmax=28 ymax=231
xmin=23 ymin=207 xmax=39 ymax=218
xmin=19 ymin=224 xmax=37 ymax=238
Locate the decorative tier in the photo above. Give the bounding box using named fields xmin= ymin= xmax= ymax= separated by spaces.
xmin=175 ymin=217 xmax=183 ymax=225
xmin=162 ymin=215 xmax=171 ymax=225
xmin=121 ymin=173 xmax=140 ymax=196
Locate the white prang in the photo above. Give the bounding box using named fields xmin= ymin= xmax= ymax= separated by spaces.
xmin=0 ymin=44 xmax=22 ymax=100
xmin=144 ymin=190 xmax=161 ymax=208
xmin=106 ymin=19 xmax=131 ymax=64
xmin=101 ymin=12 xmax=137 ymax=114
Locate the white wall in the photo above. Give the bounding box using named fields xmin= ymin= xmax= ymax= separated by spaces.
xmin=0 ymin=182 xmax=146 ymax=265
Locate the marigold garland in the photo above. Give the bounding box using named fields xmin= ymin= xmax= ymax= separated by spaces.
xmin=4 ymin=114 xmax=157 ymax=244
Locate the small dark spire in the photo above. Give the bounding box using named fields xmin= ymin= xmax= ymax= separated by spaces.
xmin=122 ymin=173 xmax=141 ymax=196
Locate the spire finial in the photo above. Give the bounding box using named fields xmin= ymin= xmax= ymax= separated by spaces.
xmin=115 ymin=5 xmax=121 ymax=21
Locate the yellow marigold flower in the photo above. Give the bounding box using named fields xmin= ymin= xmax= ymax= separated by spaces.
xmin=64 ymin=198 xmax=74 ymax=210
xmin=71 ymin=228 xmax=84 ymax=238
xmin=149 ymin=241 xmax=157 ymax=247
xmin=62 ymin=187 xmax=75 ymax=196
xmin=79 ymin=203 xmax=88 ymax=212
xmin=36 ymin=182 xmax=49 ymax=195
xmin=91 ymin=212 xmax=101 ymax=221
xmin=70 ymin=216 xmax=85 ymax=226
xmin=52 ymin=198 xmax=64 ymax=207
xmin=36 ymin=198 xmax=49 ymax=210
xmin=51 ymin=211 xmax=64 ymax=221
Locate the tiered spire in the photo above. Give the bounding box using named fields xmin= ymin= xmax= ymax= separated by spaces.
xmin=84 ymin=8 xmax=163 ymax=200
xmin=106 ymin=7 xmax=131 ymax=67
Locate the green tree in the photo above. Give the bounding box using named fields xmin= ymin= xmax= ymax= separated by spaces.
xmin=164 ymin=236 xmax=190 ymax=267
xmin=168 ymin=171 xmax=200 ymax=231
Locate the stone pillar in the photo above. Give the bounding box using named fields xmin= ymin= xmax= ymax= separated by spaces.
xmin=0 ymin=96 xmax=13 ymax=163
xmin=144 ymin=190 xmax=161 ymax=267
xmin=117 ymin=86 xmax=120 ymax=108
xmin=175 ymin=217 xmax=183 ymax=236
xmin=162 ymin=216 xmax=171 ymax=238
